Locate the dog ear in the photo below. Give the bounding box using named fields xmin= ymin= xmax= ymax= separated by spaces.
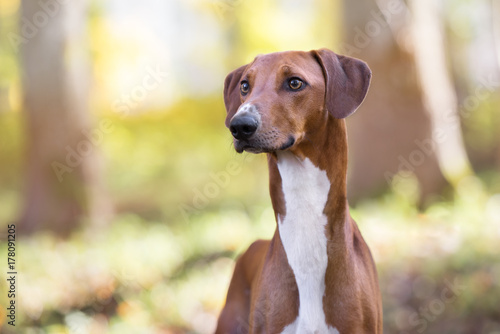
xmin=223 ymin=64 xmax=247 ymax=127
xmin=312 ymin=49 xmax=372 ymax=119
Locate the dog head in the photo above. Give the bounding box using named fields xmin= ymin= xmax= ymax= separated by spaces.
xmin=223 ymin=49 xmax=371 ymax=153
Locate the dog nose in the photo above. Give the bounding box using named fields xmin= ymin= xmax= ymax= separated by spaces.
xmin=229 ymin=115 xmax=259 ymax=140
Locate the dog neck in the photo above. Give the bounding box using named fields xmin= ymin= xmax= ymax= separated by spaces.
xmin=268 ymin=117 xmax=350 ymax=240
xmin=267 ymin=117 xmax=350 ymax=331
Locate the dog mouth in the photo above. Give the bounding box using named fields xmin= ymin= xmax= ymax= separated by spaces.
xmin=234 ymin=136 xmax=296 ymax=154
xmin=278 ymin=136 xmax=295 ymax=150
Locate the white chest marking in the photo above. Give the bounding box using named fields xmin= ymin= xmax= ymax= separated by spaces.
xmin=277 ymin=151 xmax=339 ymax=334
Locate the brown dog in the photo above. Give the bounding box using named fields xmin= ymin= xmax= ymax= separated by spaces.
xmin=215 ymin=49 xmax=382 ymax=334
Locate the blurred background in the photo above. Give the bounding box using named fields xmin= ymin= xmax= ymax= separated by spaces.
xmin=0 ymin=0 xmax=499 ymax=333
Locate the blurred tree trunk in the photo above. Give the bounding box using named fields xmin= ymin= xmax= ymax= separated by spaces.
xmin=19 ymin=0 xmax=107 ymax=235
xmin=341 ymin=0 xmax=448 ymax=204
xmin=493 ymin=0 xmax=500 ymax=168
xmin=409 ymin=0 xmax=473 ymax=186
xmin=494 ymin=0 xmax=500 ymax=72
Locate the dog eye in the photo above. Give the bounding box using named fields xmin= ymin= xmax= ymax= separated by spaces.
xmin=288 ymin=78 xmax=303 ymax=90
xmin=240 ymin=81 xmax=250 ymax=95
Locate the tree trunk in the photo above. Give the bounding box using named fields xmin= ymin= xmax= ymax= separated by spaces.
xmin=341 ymin=0 xmax=448 ymax=205
xmin=492 ymin=0 xmax=500 ymax=169
xmin=494 ymin=0 xmax=500 ymax=73
xmin=19 ymin=0 xmax=106 ymax=235
xmin=409 ymin=0 xmax=473 ymax=186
